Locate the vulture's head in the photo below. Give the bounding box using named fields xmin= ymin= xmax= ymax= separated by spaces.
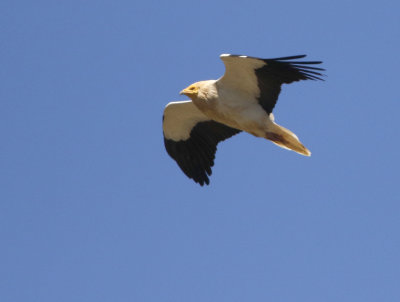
xmin=180 ymin=81 xmax=213 ymax=100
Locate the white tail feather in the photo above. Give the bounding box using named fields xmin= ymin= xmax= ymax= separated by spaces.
xmin=265 ymin=123 xmax=311 ymax=156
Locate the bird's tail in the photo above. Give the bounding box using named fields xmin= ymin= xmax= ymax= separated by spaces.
xmin=265 ymin=122 xmax=311 ymax=156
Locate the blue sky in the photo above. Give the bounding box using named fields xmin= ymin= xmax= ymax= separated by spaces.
xmin=1 ymin=0 xmax=399 ymax=301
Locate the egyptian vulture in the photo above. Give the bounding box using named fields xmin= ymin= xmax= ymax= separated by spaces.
xmin=163 ymin=54 xmax=324 ymax=185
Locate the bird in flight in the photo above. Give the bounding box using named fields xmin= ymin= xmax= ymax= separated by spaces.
xmin=163 ymin=54 xmax=325 ymax=186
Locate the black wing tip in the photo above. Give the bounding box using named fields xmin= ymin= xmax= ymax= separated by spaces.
xmin=191 ymin=163 xmax=213 ymax=186
xmin=294 ymin=67 xmax=326 ymax=81
xmin=221 ymin=54 xmax=309 ymax=61
xmin=268 ymin=55 xmax=324 ymax=65
xmin=194 ymin=176 xmax=210 ymax=186
xmin=266 ymin=55 xmax=326 ymax=81
xmin=164 ymin=121 xmax=240 ymax=187
xmin=221 ymin=53 xmax=324 ymax=67
xmin=221 ymin=53 xmax=323 ymax=62
xmin=269 ymin=54 xmax=307 ymax=61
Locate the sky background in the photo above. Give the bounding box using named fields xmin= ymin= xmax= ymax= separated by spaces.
xmin=1 ymin=0 xmax=400 ymax=301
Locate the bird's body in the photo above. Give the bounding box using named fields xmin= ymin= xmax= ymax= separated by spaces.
xmin=189 ymin=80 xmax=272 ymax=137
xmin=163 ymin=54 xmax=325 ymax=185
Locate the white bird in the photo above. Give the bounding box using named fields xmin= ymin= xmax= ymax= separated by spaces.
xmin=163 ymin=54 xmax=325 ymax=185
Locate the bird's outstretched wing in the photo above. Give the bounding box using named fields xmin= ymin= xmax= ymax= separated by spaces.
xmin=163 ymin=101 xmax=241 ymax=185
xmin=218 ymin=54 xmax=325 ymax=114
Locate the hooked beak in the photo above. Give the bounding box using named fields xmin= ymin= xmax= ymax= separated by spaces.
xmin=180 ymin=86 xmax=198 ymax=97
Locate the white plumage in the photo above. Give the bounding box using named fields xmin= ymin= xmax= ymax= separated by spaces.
xmin=163 ymin=54 xmax=325 ymax=185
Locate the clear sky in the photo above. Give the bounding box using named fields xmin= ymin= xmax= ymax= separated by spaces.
xmin=1 ymin=0 xmax=399 ymax=301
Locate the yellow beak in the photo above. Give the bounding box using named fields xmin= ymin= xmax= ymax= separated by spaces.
xmin=180 ymin=86 xmax=198 ymax=96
